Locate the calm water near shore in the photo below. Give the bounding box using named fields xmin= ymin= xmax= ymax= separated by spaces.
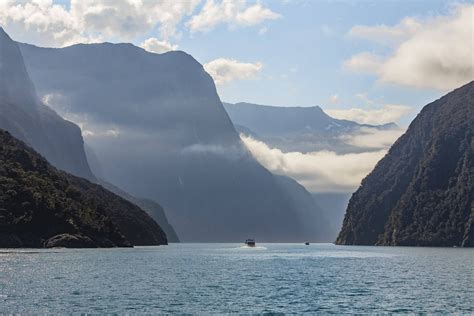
xmin=0 ymin=243 xmax=472 ymax=313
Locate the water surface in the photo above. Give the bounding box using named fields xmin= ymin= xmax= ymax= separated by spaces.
xmin=0 ymin=243 xmax=472 ymax=313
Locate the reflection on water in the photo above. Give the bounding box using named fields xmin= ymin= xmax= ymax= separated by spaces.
xmin=0 ymin=243 xmax=472 ymax=313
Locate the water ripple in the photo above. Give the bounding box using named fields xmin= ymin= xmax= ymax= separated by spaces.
xmin=0 ymin=243 xmax=472 ymax=313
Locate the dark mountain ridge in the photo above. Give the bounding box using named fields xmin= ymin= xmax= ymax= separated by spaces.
xmin=0 ymin=129 xmax=167 ymax=248
xmin=336 ymin=81 xmax=474 ymax=247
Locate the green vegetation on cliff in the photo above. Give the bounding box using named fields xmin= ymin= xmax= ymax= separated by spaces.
xmin=0 ymin=129 xmax=167 ymax=248
xmin=336 ymin=81 xmax=474 ymax=247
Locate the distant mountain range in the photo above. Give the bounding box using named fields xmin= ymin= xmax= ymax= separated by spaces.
xmin=18 ymin=36 xmax=329 ymax=242
xmin=224 ymin=102 xmax=398 ymax=154
xmin=337 ymin=81 xmax=474 ymax=247
xmin=223 ymin=101 xmax=397 ymax=239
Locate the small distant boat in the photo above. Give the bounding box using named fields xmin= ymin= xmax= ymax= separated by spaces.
xmin=245 ymin=239 xmax=256 ymax=247
xmin=305 ymin=242 xmax=310 ymax=246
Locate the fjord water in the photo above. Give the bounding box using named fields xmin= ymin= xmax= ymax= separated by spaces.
xmin=1 ymin=244 xmax=472 ymax=313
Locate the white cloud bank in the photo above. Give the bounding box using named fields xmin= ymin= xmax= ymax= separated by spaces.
xmin=187 ymin=0 xmax=281 ymax=33
xmin=204 ymin=58 xmax=263 ymax=85
xmin=349 ymin=17 xmax=422 ymax=46
xmin=339 ymin=127 xmax=404 ymax=149
xmin=140 ymin=38 xmax=178 ymax=54
xmin=345 ymin=4 xmax=474 ymax=90
xmin=325 ymin=104 xmax=412 ymax=125
xmin=0 ymin=0 xmax=280 ymax=47
xmin=241 ymin=135 xmax=388 ymax=193
xmin=0 ymin=0 xmax=200 ymax=47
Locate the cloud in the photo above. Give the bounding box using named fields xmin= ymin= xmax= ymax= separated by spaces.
xmin=345 ymin=4 xmax=474 ymax=90
xmin=105 ymin=129 xmax=120 ymax=137
xmin=329 ymin=94 xmax=339 ymax=104
xmin=241 ymin=135 xmax=387 ymax=192
xmin=187 ymin=0 xmax=280 ymax=33
xmin=349 ymin=17 xmax=422 ymax=46
xmin=339 ymin=127 xmax=405 ymax=149
xmin=0 ymin=0 xmax=200 ymax=47
xmin=42 ymin=93 xmax=120 ymax=139
xmin=181 ymin=143 xmax=247 ymax=161
xmin=343 ymin=52 xmax=383 ymax=74
xmin=204 ymin=58 xmax=263 ymax=85
xmin=140 ymin=37 xmax=178 ymax=54
xmin=258 ymin=26 xmax=268 ymax=35
xmin=325 ymin=104 xmax=412 ymax=125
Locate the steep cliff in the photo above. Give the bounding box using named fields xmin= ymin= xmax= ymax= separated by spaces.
xmin=337 ymin=82 xmax=474 ymax=247
xmin=0 ymin=27 xmax=94 ymax=181
xmin=0 ymin=129 xmax=167 ymax=248
xmin=20 ymin=40 xmax=328 ymax=242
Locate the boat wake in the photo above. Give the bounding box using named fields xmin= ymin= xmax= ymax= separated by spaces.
xmin=239 ymin=245 xmax=267 ymax=250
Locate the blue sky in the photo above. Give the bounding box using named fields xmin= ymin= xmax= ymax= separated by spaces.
xmin=181 ymin=0 xmax=449 ymax=110
xmin=2 ymin=0 xmax=473 ymax=126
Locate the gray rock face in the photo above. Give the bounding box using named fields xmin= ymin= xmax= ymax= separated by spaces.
xmin=44 ymin=234 xmax=96 ymax=248
xmin=0 ymin=27 xmax=95 ymax=181
xmin=20 ymin=41 xmax=329 ymax=242
xmin=0 ymin=27 xmax=37 ymax=112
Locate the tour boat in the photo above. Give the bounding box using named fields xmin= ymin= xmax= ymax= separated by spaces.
xmin=245 ymin=239 xmax=256 ymax=247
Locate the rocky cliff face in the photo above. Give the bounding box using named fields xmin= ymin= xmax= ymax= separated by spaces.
xmin=20 ymin=41 xmax=328 ymax=242
xmin=0 ymin=129 xmax=167 ymax=248
xmin=336 ymin=82 xmax=474 ymax=247
xmin=0 ymin=27 xmax=95 ymax=181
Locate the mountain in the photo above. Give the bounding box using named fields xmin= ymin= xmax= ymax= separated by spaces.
xmin=274 ymin=175 xmax=332 ymax=241
xmin=99 ymin=180 xmax=180 ymax=242
xmin=336 ymin=82 xmax=474 ymax=247
xmin=223 ymin=101 xmax=389 ymax=237
xmin=223 ymin=102 xmax=397 ymax=153
xmin=20 ymin=41 xmax=328 ymax=242
xmin=312 ymin=192 xmax=352 ymax=240
xmin=0 ymin=129 xmax=167 ymax=248
xmin=0 ymin=27 xmax=178 ymax=243
xmin=0 ymin=27 xmax=94 ymax=181
xmin=84 ymin=144 xmax=180 ymax=242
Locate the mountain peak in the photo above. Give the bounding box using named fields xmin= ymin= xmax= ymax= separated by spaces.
xmin=0 ymin=27 xmax=38 ymax=110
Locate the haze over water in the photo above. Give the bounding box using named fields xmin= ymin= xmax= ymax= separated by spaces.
xmin=1 ymin=244 xmax=472 ymax=313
